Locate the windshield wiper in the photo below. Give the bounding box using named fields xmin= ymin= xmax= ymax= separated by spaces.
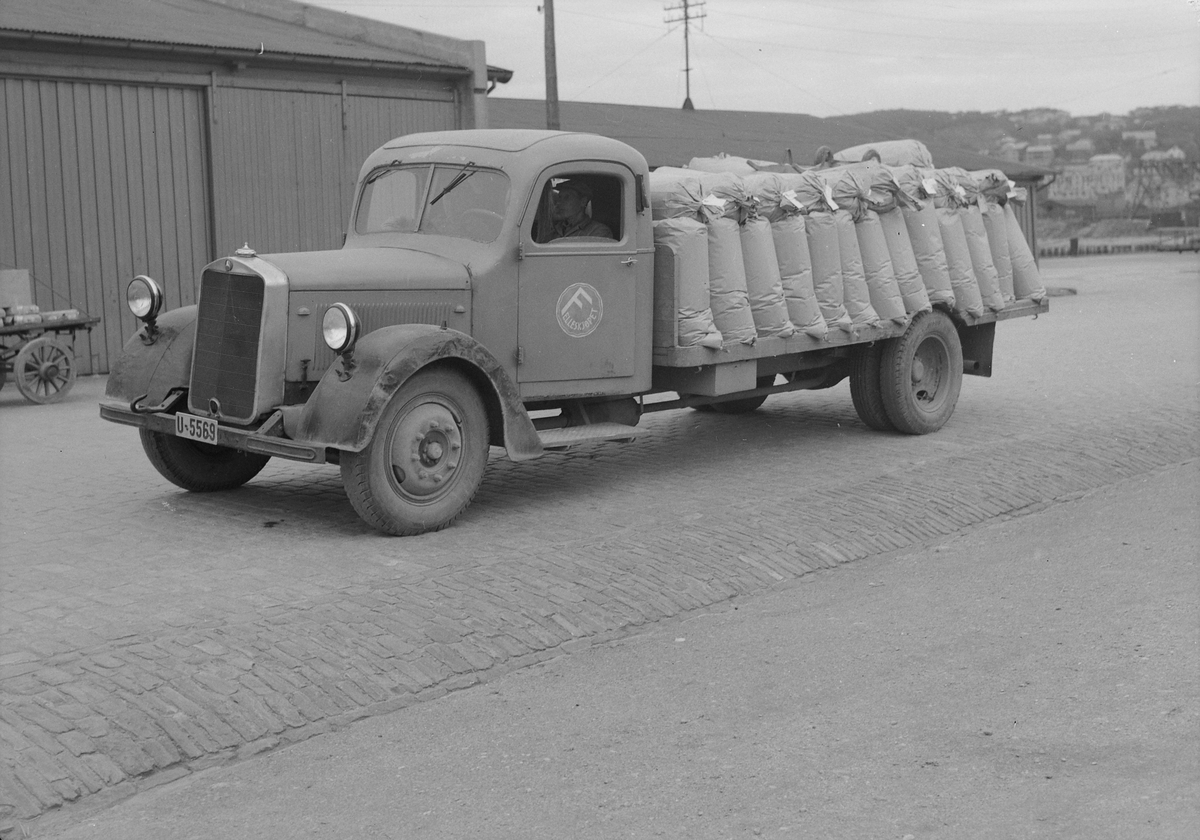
xmin=428 ymin=162 xmax=477 ymax=206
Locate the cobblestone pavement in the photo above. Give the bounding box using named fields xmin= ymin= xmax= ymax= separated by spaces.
xmin=1 ymin=253 xmax=1196 ymax=834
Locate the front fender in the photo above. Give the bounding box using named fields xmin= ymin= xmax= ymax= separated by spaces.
xmin=292 ymin=325 xmax=543 ymax=461
xmin=102 ymin=307 xmax=197 ymax=408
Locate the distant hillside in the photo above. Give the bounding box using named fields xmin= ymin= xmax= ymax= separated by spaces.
xmin=828 ymin=109 xmax=1013 ymax=155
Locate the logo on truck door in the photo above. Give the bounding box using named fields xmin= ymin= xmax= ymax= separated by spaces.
xmin=556 ymin=283 xmax=603 ymax=338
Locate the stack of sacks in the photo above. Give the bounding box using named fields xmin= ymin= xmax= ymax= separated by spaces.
xmin=647 ymin=167 xmax=723 ymax=349
xmin=930 ymin=168 xmax=985 ymax=318
xmin=893 ymin=165 xmax=955 ymax=308
xmin=693 ymin=170 xmax=759 ymax=345
xmin=971 ymin=169 xmax=1016 ymax=303
xmin=782 ymin=170 xmax=853 ymax=331
xmin=943 ymin=168 xmax=1006 ymax=312
xmin=841 ymin=162 xmax=915 ymax=324
xmin=1003 ymin=186 xmax=1046 ymax=302
xmin=834 ymin=138 xmax=935 ymax=168
xmin=744 ymin=172 xmax=827 ymax=339
xmin=708 ymin=175 xmax=795 ymax=339
xmin=814 ymin=166 xmax=883 ymax=330
xmin=858 ymin=163 xmax=932 ymax=316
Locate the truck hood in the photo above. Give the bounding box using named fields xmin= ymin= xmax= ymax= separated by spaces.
xmin=262 ymin=247 xmax=470 ymax=292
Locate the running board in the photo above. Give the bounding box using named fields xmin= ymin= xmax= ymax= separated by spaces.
xmin=538 ymin=423 xmax=638 ymax=451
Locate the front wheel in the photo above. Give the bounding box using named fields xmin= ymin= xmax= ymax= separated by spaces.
xmin=340 ymin=368 xmax=489 ymax=536
xmin=140 ymin=429 xmax=271 ymax=490
xmin=879 ymin=310 xmax=963 ymax=434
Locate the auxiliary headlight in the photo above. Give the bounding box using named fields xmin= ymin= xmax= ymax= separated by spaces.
xmin=127 ymin=275 xmax=164 ymax=321
xmin=322 ymin=303 xmax=361 ymax=354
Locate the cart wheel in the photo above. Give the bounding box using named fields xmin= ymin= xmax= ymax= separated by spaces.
xmin=14 ymin=336 xmax=77 ymax=404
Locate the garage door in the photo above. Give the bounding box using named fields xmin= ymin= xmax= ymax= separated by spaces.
xmin=1 ymin=78 xmax=210 ymax=375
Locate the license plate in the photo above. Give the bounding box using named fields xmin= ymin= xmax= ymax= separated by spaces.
xmin=175 ymin=412 xmax=219 ymax=444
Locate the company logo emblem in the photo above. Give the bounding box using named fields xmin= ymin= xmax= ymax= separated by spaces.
xmin=556 ymin=283 xmax=603 ymax=338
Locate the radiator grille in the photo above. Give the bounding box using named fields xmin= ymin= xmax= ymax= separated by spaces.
xmin=191 ymin=271 xmax=265 ymax=421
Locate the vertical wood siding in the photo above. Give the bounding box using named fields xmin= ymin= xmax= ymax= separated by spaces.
xmin=4 ymin=73 xmax=462 ymax=374
xmin=1 ymin=78 xmax=210 ymax=374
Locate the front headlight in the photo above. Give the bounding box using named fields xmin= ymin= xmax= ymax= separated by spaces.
xmin=127 ymin=275 xmax=164 ymax=321
xmin=322 ymin=303 xmax=361 ymax=354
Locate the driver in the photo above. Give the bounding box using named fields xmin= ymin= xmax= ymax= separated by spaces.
xmin=550 ymin=180 xmax=613 ymax=239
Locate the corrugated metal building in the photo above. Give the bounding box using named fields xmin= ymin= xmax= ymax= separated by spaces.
xmin=1 ymin=0 xmax=503 ymax=374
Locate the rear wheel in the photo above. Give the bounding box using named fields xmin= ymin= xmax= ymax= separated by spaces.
xmin=880 ymin=310 xmax=962 ymax=434
xmin=340 ymin=368 xmax=489 ymax=536
xmin=849 ymin=342 xmax=895 ymax=431
xmin=140 ymin=429 xmax=270 ymax=490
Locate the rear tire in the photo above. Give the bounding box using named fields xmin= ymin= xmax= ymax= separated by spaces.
xmin=340 ymin=368 xmax=489 ymax=536
xmin=849 ymin=342 xmax=895 ymax=431
xmin=140 ymin=429 xmax=270 ymax=491
xmin=880 ymin=310 xmax=962 ymax=434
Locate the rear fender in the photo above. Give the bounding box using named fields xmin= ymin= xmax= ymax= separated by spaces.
xmin=102 ymin=306 xmax=197 ymax=408
xmin=292 ymin=325 xmax=542 ymax=461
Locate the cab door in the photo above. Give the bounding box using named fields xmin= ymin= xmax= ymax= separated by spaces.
xmin=517 ymin=163 xmax=640 ymax=394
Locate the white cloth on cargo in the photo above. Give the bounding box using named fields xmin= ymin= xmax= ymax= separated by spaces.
xmin=653 ymin=218 xmax=723 ymax=349
xmin=834 ymin=139 xmax=935 ymax=169
xmin=687 ymin=153 xmax=779 ymax=176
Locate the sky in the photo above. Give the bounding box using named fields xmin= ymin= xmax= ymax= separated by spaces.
xmin=306 ymin=0 xmax=1200 ymax=118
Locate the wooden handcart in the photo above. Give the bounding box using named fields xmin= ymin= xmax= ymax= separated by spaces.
xmin=0 ymin=314 xmax=101 ymax=404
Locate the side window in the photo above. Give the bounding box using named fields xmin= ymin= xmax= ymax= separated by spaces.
xmin=532 ymin=173 xmax=624 ymax=244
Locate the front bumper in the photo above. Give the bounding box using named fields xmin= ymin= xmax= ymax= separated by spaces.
xmin=100 ymin=393 xmax=327 ymax=464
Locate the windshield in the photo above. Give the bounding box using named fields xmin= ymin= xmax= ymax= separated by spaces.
xmin=355 ymin=163 xmax=509 ymax=243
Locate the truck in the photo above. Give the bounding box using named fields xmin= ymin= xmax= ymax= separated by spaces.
xmin=100 ymin=129 xmax=1048 ymax=535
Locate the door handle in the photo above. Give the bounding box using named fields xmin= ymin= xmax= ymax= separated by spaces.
xmin=620 ymin=258 xmax=637 ymax=266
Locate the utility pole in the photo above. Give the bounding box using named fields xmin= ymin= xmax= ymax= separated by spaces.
xmin=664 ymin=0 xmax=706 ymax=110
xmin=542 ymin=0 xmax=560 ymax=130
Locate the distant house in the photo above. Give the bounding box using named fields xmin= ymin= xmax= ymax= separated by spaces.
xmin=1064 ymin=138 xmax=1096 ymax=160
xmin=1046 ymin=154 xmax=1126 ymax=218
xmin=1025 ymin=145 xmax=1056 ymax=167
xmin=1141 ymin=146 xmax=1188 ymax=163
xmin=1122 ymin=130 xmax=1158 ymax=150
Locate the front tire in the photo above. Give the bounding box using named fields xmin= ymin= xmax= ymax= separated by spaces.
xmin=879 ymin=310 xmax=963 ymax=434
xmin=140 ymin=429 xmax=270 ymax=490
xmin=340 ymin=367 xmax=489 ymax=536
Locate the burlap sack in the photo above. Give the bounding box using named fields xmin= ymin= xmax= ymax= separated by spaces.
xmin=1005 ymin=202 xmax=1046 ymax=301
xmin=835 ymin=209 xmax=879 ymax=327
xmin=878 ymin=206 xmax=932 ymax=314
xmin=740 ymin=215 xmax=795 ymax=338
xmin=855 ymin=209 xmax=908 ymax=324
xmin=805 ymin=211 xmax=852 ymax=331
xmin=653 ymin=218 xmax=723 ymax=349
xmin=771 ymin=213 xmax=827 ymax=339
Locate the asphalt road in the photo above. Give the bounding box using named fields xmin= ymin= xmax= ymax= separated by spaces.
xmin=3 ymin=251 xmax=1198 ymax=838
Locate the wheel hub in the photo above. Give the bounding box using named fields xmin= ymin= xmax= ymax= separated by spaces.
xmin=388 ymin=402 xmax=463 ymax=499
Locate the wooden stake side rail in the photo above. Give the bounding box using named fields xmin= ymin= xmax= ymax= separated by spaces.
xmin=651 ymin=299 xmax=1048 ymax=369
